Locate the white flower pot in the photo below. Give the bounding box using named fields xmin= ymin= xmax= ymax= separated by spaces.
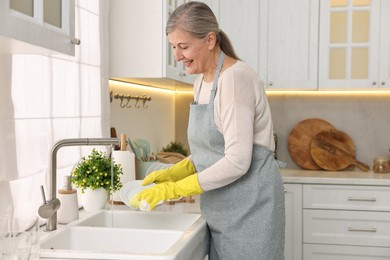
xmin=81 ymin=187 xmax=108 ymax=212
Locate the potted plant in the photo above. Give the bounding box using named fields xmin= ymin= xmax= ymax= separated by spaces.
xmin=161 ymin=141 xmax=188 ymax=156
xmin=71 ymin=148 xmax=123 ymax=211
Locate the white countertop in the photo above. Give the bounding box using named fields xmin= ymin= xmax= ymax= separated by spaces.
xmin=281 ymin=168 xmax=390 ymax=186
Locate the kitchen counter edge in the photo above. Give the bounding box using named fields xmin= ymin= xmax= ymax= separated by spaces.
xmin=281 ymin=168 xmax=390 ymax=186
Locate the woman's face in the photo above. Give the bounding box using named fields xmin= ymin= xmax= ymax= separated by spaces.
xmin=167 ymin=29 xmax=215 ymax=75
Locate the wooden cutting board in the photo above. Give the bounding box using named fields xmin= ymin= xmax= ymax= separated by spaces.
xmin=288 ymin=118 xmax=335 ymax=170
xmin=310 ymin=129 xmax=369 ymax=172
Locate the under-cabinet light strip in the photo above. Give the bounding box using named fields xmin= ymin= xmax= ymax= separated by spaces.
xmin=109 ymin=80 xmax=193 ymax=94
xmin=110 ymin=80 xmax=390 ymax=96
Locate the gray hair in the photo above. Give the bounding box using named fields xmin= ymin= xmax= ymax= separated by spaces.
xmin=166 ymin=1 xmax=240 ymax=60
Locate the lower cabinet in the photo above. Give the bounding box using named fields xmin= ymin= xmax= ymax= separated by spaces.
xmin=284 ymin=182 xmax=390 ymax=260
xmin=284 ymin=184 xmax=302 ymax=260
xmin=304 ymin=244 xmax=390 ymax=260
xmin=302 ymin=184 xmax=390 ymax=260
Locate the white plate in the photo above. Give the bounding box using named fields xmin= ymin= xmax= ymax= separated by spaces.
xmin=120 ymin=180 xmax=156 ymax=209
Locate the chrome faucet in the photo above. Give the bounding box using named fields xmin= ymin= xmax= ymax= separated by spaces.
xmin=38 ymin=138 xmax=120 ymax=231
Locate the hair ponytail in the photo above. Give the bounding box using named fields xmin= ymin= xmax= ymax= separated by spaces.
xmin=218 ymin=30 xmax=240 ymax=60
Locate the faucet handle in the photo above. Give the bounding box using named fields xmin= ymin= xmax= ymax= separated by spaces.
xmin=40 ymin=185 xmax=47 ymax=203
xmin=38 ymin=186 xmax=61 ymax=219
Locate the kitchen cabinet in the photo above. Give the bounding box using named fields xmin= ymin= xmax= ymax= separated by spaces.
xmin=109 ymin=0 xmax=198 ymax=90
xmin=218 ymin=0 xmax=319 ymax=90
xmin=218 ymin=0 xmax=390 ymax=90
xmin=219 ymin=0 xmax=260 ymax=78
xmin=0 ymin=0 xmax=76 ymax=56
xmin=284 ymin=184 xmax=303 ymax=260
xmin=259 ymin=0 xmax=319 ymax=90
xmin=303 ymin=184 xmax=390 ymax=259
xmin=319 ymin=0 xmax=390 ymax=89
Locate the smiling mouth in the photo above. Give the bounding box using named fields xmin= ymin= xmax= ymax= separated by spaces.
xmin=183 ymin=60 xmax=192 ymax=67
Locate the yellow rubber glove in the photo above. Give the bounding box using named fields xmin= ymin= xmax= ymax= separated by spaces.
xmin=142 ymin=159 xmax=196 ymax=186
xmin=131 ymin=174 xmax=203 ymax=211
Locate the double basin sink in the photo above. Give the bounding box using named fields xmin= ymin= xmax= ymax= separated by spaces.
xmin=40 ymin=210 xmax=209 ymax=260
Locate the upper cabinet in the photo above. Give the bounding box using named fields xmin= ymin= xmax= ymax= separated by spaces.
xmin=218 ymin=0 xmax=319 ymax=90
xmin=260 ymin=0 xmax=319 ymax=90
xmin=0 ymin=0 xmax=76 ymax=56
xmin=109 ymin=0 xmax=199 ymax=90
xmin=319 ymin=0 xmax=390 ymax=89
xmin=218 ymin=0 xmax=389 ymax=90
xmin=219 ymin=0 xmax=261 ymax=78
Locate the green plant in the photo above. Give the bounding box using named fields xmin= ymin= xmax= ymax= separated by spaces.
xmin=71 ymin=149 xmax=123 ymax=193
xmin=161 ymin=141 xmax=188 ymax=156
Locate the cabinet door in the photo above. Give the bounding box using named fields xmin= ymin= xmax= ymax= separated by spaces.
xmin=0 ymin=0 xmax=75 ymax=56
xmin=219 ymin=0 xmax=260 ymax=75
xmin=319 ymin=0 xmax=381 ymax=89
xmin=304 ymin=244 xmax=390 ymax=260
xmin=165 ymin=0 xmax=198 ymax=85
xmin=304 ymin=209 xmax=390 ymax=247
xmin=261 ymin=0 xmax=319 ymax=90
xmin=284 ymin=184 xmax=303 ymax=260
xmin=379 ymin=0 xmax=390 ymax=89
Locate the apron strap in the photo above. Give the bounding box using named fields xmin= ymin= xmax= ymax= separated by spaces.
xmin=194 ymin=51 xmax=226 ymax=104
xmin=209 ymin=51 xmax=225 ymax=103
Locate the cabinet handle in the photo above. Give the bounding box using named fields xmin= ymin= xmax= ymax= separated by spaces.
xmin=372 ymin=81 xmax=377 ymax=86
xmin=178 ymin=71 xmax=186 ymax=77
xmin=71 ymin=38 xmax=81 ymax=45
xmin=348 ymin=227 xmax=377 ymax=232
xmin=381 ymin=81 xmax=385 ymax=86
xmin=347 ymin=197 xmax=376 ymax=202
xmin=269 ymin=81 xmax=274 ymax=86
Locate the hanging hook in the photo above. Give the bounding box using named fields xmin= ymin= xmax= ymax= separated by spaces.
xmin=142 ymin=94 xmax=149 ymax=108
xmin=126 ymin=95 xmax=132 ymax=108
xmin=119 ymin=95 xmax=126 ymax=108
xmin=110 ymin=90 xmax=113 ymax=103
xmin=134 ymin=96 xmax=141 ymax=108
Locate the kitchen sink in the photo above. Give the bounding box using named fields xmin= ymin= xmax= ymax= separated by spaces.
xmin=40 ymin=210 xmax=209 ymax=260
xmin=75 ymin=210 xmax=202 ymax=231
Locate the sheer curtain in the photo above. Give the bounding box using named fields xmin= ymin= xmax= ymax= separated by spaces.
xmin=0 ymin=0 xmax=110 ymax=219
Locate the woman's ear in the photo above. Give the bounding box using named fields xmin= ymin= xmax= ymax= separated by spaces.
xmin=207 ymin=32 xmax=217 ymax=50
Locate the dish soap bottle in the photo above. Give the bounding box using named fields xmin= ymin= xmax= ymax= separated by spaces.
xmin=57 ymin=175 xmax=79 ymax=224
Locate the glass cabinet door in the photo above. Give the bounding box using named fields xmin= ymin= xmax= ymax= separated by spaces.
xmin=43 ymin=0 xmax=62 ymax=29
xmin=10 ymin=0 xmax=34 ymax=17
xmin=319 ymin=0 xmax=380 ymax=89
xmin=1 ymin=0 xmax=74 ymax=55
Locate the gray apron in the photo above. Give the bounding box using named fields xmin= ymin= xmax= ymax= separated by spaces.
xmin=187 ymin=52 xmax=285 ymax=260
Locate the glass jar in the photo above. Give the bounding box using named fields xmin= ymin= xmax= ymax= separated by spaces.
xmin=373 ymin=157 xmax=390 ymax=173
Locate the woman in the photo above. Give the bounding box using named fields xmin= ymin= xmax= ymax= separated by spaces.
xmin=132 ymin=2 xmax=285 ymax=259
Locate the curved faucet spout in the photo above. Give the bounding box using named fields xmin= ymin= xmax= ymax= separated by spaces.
xmin=40 ymin=138 xmax=120 ymax=231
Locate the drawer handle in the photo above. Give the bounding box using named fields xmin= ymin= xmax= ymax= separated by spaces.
xmin=348 ymin=227 xmax=377 ymax=232
xmin=347 ymin=197 xmax=376 ymax=202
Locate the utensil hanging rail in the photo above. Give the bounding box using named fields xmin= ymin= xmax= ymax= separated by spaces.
xmin=110 ymin=90 xmax=152 ymax=108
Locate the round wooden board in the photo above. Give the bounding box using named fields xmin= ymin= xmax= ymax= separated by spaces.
xmin=310 ymin=129 xmax=356 ymax=171
xmin=287 ymin=118 xmax=335 ymax=170
xmin=310 ymin=129 xmax=369 ymax=172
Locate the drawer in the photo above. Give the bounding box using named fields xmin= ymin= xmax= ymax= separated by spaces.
xmin=304 ymin=244 xmax=390 ymax=260
xmin=303 ymin=185 xmax=390 ymax=211
xmin=304 ymin=209 xmax=390 ymax=247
